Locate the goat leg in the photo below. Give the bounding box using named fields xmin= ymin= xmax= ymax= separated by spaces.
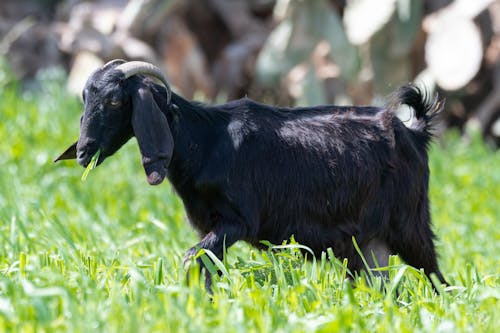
xmin=357 ymin=238 xmax=392 ymax=292
xmin=361 ymin=238 xmax=391 ymax=278
xmin=389 ymin=228 xmax=448 ymax=292
xmin=184 ymin=223 xmax=245 ymax=291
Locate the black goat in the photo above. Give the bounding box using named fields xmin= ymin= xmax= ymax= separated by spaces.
xmin=55 ymin=60 xmax=447 ymax=291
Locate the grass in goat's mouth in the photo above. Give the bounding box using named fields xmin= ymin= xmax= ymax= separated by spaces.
xmin=81 ymin=150 xmax=101 ymax=181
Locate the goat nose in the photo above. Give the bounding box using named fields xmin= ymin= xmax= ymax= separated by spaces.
xmin=77 ymin=138 xmax=97 ymax=153
xmin=76 ymin=141 xmax=96 ymax=166
xmin=76 ymin=149 xmax=85 ymax=160
xmin=76 ymin=150 xmax=88 ymax=167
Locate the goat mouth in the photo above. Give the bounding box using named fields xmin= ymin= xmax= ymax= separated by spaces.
xmin=77 ymin=148 xmax=104 ymax=168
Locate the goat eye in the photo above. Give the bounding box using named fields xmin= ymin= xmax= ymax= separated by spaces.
xmin=107 ymin=99 xmax=122 ymax=108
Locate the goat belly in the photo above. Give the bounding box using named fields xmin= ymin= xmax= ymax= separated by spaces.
xmin=254 ymin=210 xmax=362 ymax=257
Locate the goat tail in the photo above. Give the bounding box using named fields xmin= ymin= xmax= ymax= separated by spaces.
xmin=390 ymin=84 xmax=444 ymax=136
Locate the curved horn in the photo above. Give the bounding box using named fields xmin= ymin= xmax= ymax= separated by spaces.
xmin=115 ymin=61 xmax=172 ymax=104
xmin=103 ymin=59 xmax=126 ymax=69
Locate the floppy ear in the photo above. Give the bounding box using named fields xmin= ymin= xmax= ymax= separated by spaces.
xmin=54 ymin=142 xmax=77 ymax=162
xmin=131 ymin=86 xmax=173 ymax=185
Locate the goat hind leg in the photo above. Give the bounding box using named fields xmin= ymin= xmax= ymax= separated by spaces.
xmin=390 ymin=229 xmax=448 ymax=291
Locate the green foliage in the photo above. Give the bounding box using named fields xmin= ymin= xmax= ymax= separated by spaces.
xmin=0 ymin=61 xmax=499 ymax=332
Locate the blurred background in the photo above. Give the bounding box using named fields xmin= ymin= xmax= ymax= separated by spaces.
xmin=1 ymin=0 xmax=499 ymax=146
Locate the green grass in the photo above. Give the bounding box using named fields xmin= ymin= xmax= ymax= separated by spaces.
xmin=0 ymin=59 xmax=499 ymax=332
xmin=81 ymin=150 xmax=101 ymax=181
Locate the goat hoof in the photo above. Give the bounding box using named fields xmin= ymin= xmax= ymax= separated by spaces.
xmin=183 ymin=247 xmax=200 ymax=269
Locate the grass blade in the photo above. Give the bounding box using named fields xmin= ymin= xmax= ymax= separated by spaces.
xmin=81 ymin=150 xmax=101 ymax=181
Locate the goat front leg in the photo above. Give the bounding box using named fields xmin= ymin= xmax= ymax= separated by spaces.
xmin=184 ymin=223 xmax=245 ymax=291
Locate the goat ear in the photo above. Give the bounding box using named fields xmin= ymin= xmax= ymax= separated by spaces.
xmin=131 ymin=87 xmax=173 ymax=185
xmin=54 ymin=142 xmax=77 ymax=162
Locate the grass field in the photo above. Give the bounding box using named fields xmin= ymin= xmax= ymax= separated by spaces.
xmin=0 ymin=60 xmax=499 ymax=332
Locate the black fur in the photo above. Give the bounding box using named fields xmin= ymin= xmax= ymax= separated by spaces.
xmin=62 ymin=61 xmax=447 ymax=291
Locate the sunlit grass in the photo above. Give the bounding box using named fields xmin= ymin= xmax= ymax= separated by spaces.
xmin=0 ymin=60 xmax=499 ymax=332
xmin=81 ymin=150 xmax=101 ymax=181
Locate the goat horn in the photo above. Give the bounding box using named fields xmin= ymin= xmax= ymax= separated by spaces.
xmin=103 ymin=59 xmax=126 ymax=69
xmin=115 ymin=61 xmax=172 ymax=105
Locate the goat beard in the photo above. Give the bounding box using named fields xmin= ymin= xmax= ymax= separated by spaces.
xmin=54 ymin=142 xmax=77 ymax=162
xmin=54 ymin=142 xmax=168 ymax=185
